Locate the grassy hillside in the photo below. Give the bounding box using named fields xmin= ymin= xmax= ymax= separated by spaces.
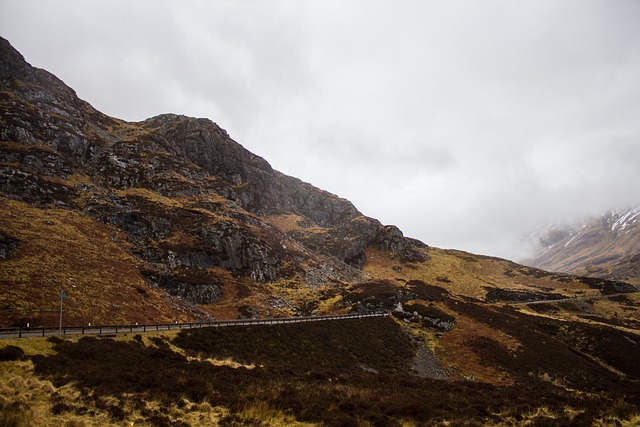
xmin=0 ymin=197 xmax=204 ymax=326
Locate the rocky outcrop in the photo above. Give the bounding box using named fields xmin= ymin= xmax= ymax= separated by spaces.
xmin=344 ymin=280 xmax=420 ymax=314
xmin=344 ymin=281 xmax=456 ymax=332
xmin=198 ymin=222 xmax=280 ymax=282
xmin=142 ymin=270 xmax=222 ymax=305
xmin=289 ymin=216 xmax=380 ymax=268
xmin=392 ymin=301 xmax=456 ymax=332
xmin=0 ymin=38 xmax=114 ymax=162
xmin=0 ymin=232 xmax=19 ymax=260
xmin=139 ymin=114 xmax=363 ymax=229
xmin=372 ymin=225 xmax=429 ymax=263
xmin=87 ymin=196 xmax=282 ymax=283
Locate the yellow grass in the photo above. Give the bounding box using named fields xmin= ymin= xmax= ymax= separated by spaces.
xmin=116 ymin=187 xmax=185 ymax=209
xmin=0 ymin=360 xmax=116 ymax=427
xmin=235 ymin=401 xmax=319 ymax=427
xmin=263 ymin=214 xmax=328 ymax=234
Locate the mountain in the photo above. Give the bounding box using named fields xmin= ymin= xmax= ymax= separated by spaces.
xmin=524 ymin=205 xmax=640 ymax=286
xmin=2 ymin=36 xmax=640 ymax=425
xmin=1 ymin=36 xmax=430 ymax=325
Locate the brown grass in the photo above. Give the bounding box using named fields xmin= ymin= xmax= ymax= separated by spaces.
xmin=0 ymin=317 xmax=632 ymax=426
xmin=435 ymin=310 xmax=518 ymax=385
xmin=116 ymin=187 xmax=186 ymax=209
xmin=0 ymin=197 xmax=195 ymax=327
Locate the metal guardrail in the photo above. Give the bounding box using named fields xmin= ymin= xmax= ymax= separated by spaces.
xmin=0 ymin=313 xmax=388 ymax=339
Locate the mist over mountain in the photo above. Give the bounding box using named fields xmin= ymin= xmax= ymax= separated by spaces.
xmin=524 ymin=205 xmax=640 ymax=286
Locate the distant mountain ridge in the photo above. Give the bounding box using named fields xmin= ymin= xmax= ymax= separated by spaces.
xmin=524 ymin=205 xmax=640 ymax=285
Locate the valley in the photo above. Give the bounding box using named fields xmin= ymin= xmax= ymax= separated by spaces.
xmin=1 ymin=35 xmax=639 ymax=426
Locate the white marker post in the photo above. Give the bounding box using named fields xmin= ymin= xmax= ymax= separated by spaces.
xmin=59 ymin=290 xmax=66 ymax=334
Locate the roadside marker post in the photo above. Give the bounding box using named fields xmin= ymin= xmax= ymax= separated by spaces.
xmin=58 ymin=290 xmax=66 ymax=335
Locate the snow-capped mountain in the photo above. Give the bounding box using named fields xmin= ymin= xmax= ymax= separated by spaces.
xmin=523 ymin=205 xmax=640 ymax=285
xmin=605 ymin=205 xmax=640 ymax=236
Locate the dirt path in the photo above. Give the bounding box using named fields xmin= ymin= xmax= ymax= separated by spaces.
xmin=412 ymin=344 xmax=449 ymax=380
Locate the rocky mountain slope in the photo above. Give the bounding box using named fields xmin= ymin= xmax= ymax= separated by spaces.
xmin=524 ymin=205 xmax=640 ymax=285
xmin=0 ymin=35 xmax=427 ymax=326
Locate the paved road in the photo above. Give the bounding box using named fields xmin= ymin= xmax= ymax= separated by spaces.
xmin=0 ymin=313 xmax=388 ymax=340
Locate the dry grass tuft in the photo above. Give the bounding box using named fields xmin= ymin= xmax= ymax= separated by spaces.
xmin=264 ymin=214 xmax=328 ymax=234
xmin=0 ymin=360 xmax=116 ymax=427
xmin=233 ymin=401 xmax=318 ymax=427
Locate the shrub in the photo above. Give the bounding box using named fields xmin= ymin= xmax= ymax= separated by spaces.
xmin=0 ymin=346 xmax=25 ymax=362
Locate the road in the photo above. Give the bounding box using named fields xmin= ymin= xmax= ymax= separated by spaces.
xmin=0 ymin=313 xmax=387 ymax=340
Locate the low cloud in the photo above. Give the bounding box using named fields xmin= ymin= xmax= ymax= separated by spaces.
xmin=2 ymin=0 xmax=640 ymax=260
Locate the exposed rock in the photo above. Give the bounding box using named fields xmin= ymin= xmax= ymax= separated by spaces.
xmin=304 ymin=263 xmax=362 ymax=289
xmin=291 ymin=216 xmax=380 ymax=268
xmin=372 ymin=225 xmax=429 ymax=263
xmin=0 ymin=166 xmax=77 ymax=205
xmin=168 ymin=282 xmax=221 ymax=305
xmin=141 ymin=266 xmax=223 ymax=305
xmin=578 ymin=276 xmax=638 ymax=295
xmin=412 ymin=344 xmax=448 ymax=380
xmin=199 ymin=222 xmax=280 ymax=282
xmin=238 ymin=305 xmax=259 ymax=319
xmin=0 ymin=233 xmax=19 ymax=260
xmin=344 ymin=281 xmax=423 ymax=315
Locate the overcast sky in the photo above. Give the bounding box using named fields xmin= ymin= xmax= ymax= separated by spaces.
xmin=2 ymin=0 xmax=640 ymax=260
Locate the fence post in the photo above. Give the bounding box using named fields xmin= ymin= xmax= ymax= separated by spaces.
xmin=42 ymin=327 xmax=45 ymax=337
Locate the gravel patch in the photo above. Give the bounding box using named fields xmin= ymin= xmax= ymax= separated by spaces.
xmin=412 ymin=344 xmax=448 ymax=380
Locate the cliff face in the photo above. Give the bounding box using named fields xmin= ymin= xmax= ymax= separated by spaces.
xmin=0 ymin=37 xmax=427 ymax=325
